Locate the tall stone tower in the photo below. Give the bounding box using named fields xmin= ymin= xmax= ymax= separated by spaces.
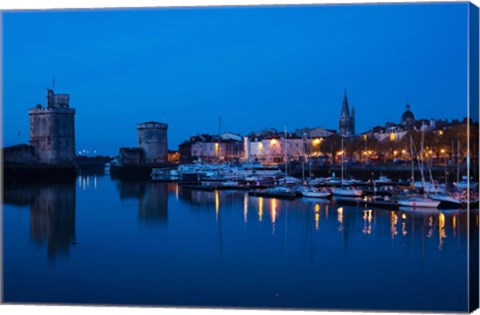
xmin=338 ymin=90 xmax=355 ymax=137
xmin=137 ymin=121 xmax=168 ymax=165
xmin=29 ymin=89 xmax=76 ymax=164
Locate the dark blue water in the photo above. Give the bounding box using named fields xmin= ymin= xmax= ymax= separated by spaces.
xmin=3 ymin=174 xmax=475 ymax=311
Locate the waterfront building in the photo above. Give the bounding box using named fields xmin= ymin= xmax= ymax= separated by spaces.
xmin=28 ymin=89 xmax=76 ymax=164
xmin=244 ymin=132 xmax=308 ymax=163
xmin=338 ymin=90 xmax=355 ymax=137
xmin=179 ymin=133 xmax=243 ymax=163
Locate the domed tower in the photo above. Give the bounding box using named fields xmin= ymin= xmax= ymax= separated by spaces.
xmin=401 ymin=103 xmax=415 ymax=126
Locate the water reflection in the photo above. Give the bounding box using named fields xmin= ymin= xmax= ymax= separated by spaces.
xmin=115 ymin=181 xmax=168 ymax=226
xmin=4 ymin=181 xmax=76 ymax=260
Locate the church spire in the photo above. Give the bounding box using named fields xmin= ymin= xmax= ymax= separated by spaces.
xmin=341 ymin=89 xmax=350 ymax=118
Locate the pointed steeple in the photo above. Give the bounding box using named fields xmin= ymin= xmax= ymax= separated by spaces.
xmin=340 ymin=89 xmax=350 ymax=118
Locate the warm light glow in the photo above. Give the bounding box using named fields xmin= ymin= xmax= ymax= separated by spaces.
xmin=315 ymin=203 xmax=321 ymax=212
xmin=401 ymin=149 xmax=406 ymax=154
xmin=258 ymin=197 xmax=264 ymax=222
xmin=313 ymin=138 xmax=321 ymax=145
xmin=315 ymin=213 xmax=320 ymax=230
xmin=438 ymin=130 xmax=443 ymax=136
xmin=270 ymin=198 xmax=277 ymax=224
xmin=258 ymin=142 xmax=264 ymax=150
xmin=393 ymin=150 xmax=398 ymax=156
xmin=391 ymin=211 xmax=398 ymax=239
xmin=390 ymin=133 xmax=396 ymax=142
xmin=215 ymin=190 xmax=220 ymax=221
xmin=440 ymin=149 xmax=445 ymax=154
xmin=244 ymin=193 xmax=248 ymax=223
xmin=336 ymin=150 xmax=344 ymax=156
xmin=363 ymin=134 xmax=367 ymax=141
xmin=337 ymin=207 xmax=343 ymax=224
xmin=438 ymin=213 xmax=446 ymax=250
xmin=270 ymin=139 xmax=278 ymax=146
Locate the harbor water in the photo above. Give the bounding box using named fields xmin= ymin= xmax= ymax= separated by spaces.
xmin=3 ymin=174 xmax=476 ymax=311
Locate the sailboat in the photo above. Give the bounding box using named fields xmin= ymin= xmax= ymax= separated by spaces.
xmin=331 ymin=138 xmax=363 ymax=197
xmin=398 ymin=134 xmax=440 ymax=208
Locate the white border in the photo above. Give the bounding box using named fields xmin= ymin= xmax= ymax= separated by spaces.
xmin=1 ymin=1 xmax=479 ymax=315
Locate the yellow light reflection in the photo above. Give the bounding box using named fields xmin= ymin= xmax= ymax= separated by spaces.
xmin=427 ymin=216 xmax=433 ymax=238
xmin=258 ymin=197 xmax=264 ymax=222
xmin=215 ymin=190 xmax=220 ymax=221
xmin=453 ymin=216 xmax=457 ymax=237
xmin=270 ymin=199 xmax=277 ymax=224
xmin=315 ymin=213 xmax=320 ymax=230
xmin=438 ymin=213 xmax=446 ymax=250
xmin=362 ymin=209 xmax=373 ymax=235
xmin=337 ymin=207 xmax=343 ymax=223
xmin=325 ymin=205 xmax=329 ymax=219
xmin=244 ymin=193 xmax=248 ymax=223
xmin=390 ymin=211 xmax=398 ymax=239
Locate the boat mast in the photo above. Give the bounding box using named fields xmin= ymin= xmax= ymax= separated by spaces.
xmin=410 ymin=134 xmax=414 ymax=187
xmin=341 ymin=137 xmax=344 ymax=188
xmin=457 ymin=140 xmax=460 ymax=183
xmin=284 ymin=125 xmax=288 ymax=186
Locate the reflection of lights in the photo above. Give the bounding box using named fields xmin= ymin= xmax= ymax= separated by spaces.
xmin=176 ymin=185 xmax=179 ymax=200
xmin=427 ymin=216 xmax=433 ymax=238
xmin=362 ymin=209 xmax=373 ymax=235
xmin=270 ymin=199 xmax=277 ymax=224
xmin=390 ymin=211 xmax=398 ymax=239
xmin=215 ymin=190 xmax=220 ymax=221
xmin=94 ymin=176 xmax=97 ymax=190
xmin=315 ymin=204 xmax=320 ymax=212
xmin=258 ymin=197 xmax=264 ymax=222
xmin=325 ymin=205 xmax=329 ymax=219
xmin=244 ymin=193 xmax=248 ymax=223
xmin=453 ymin=216 xmax=457 ymax=237
xmin=402 ymin=222 xmax=407 ymax=236
xmin=337 ymin=207 xmax=343 ymax=222
xmin=337 ymin=207 xmax=344 ymax=232
xmin=315 ymin=213 xmax=320 ymax=230
xmin=439 ymin=213 xmax=446 ymax=250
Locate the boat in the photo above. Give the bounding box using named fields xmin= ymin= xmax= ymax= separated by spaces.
xmin=248 ymin=186 xmax=297 ymax=199
xmin=300 ymin=187 xmax=331 ymax=198
xmin=430 ymin=193 xmax=467 ymax=209
xmin=331 ymin=187 xmax=363 ymax=197
xmin=307 ymin=177 xmax=326 ymax=186
xmin=397 ymin=196 xmax=440 ymax=208
xmin=373 ymin=175 xmax=392 ymax=185
xmin=454 ymin=176 xmax=479 ymax=190
xmin=331 ymin=138 xmax=363 ymax=197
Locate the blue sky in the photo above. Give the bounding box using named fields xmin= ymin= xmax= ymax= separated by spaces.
xmin=2 ymin=3 xmax=469 ymax=155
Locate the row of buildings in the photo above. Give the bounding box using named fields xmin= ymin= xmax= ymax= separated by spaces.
xmin=4 ymin=87 xmax=463 ymax=168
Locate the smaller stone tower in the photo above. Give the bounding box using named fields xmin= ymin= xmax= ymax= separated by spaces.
xmin=29 ymin=89 xmax=76 ymax=164
xmin=137 ymin=121 xmax=168 ymax=165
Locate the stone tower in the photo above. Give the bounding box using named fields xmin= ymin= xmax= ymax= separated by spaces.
xmin=137 ymin=121 xmax=168 ymax=165
xmin=338 ymin=90 xmax=355 ymax=137
xmin=29 ymin=89 xmax=76 ymax=164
